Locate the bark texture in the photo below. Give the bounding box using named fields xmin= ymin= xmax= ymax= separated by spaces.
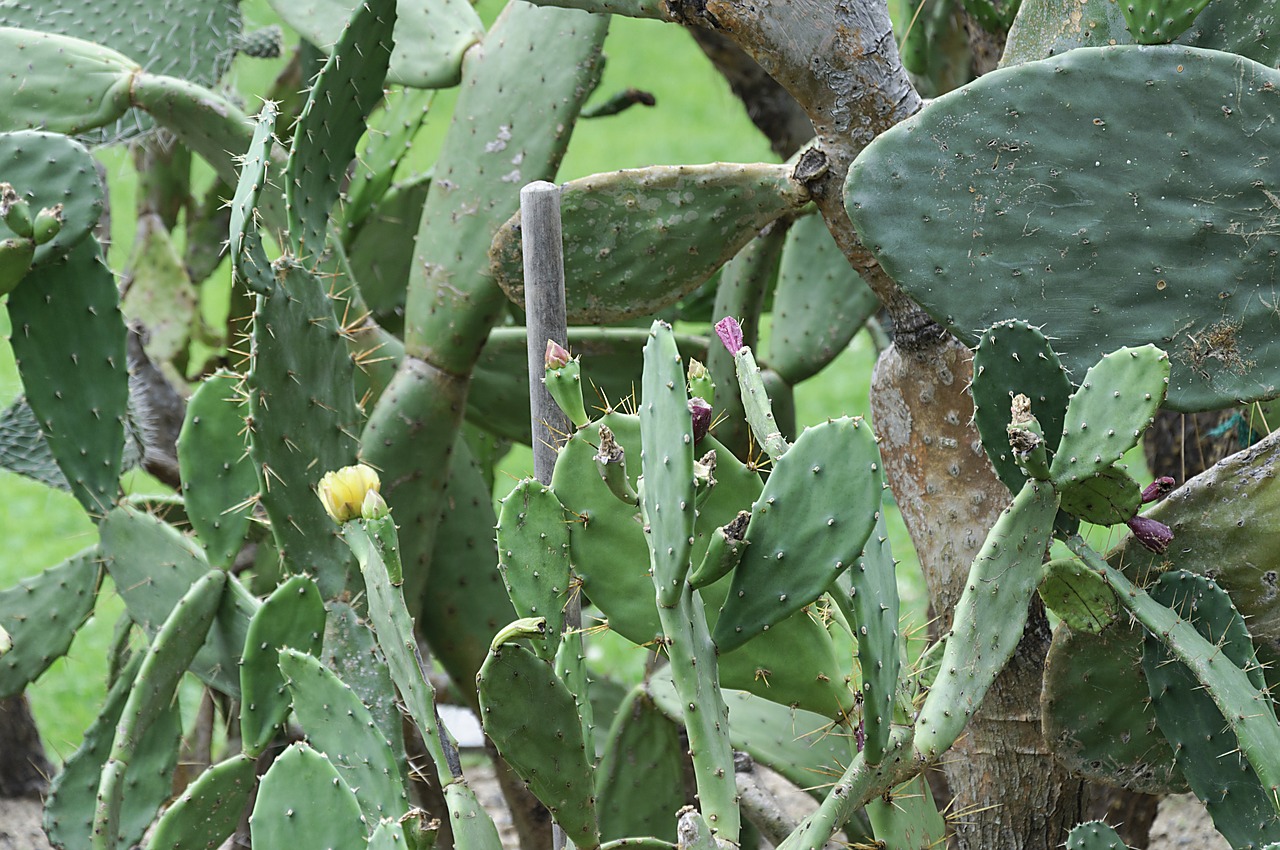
xmin=0 ymin=696 xmax=50 ymax=799
xmin=871 ymin=335 xmax=1086 ymax=848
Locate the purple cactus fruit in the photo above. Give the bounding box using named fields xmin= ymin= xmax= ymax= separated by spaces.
xmin=544 ymin=338 xmax=571 ymax=370
xmin=1127 ymin=515 xmax=1173 ymax=554
xmin=689 ymin=397 xmax=712 ymax=444
xmin=1141 ymin=476 xmax=1176 ymax=504
xmin=715 ymin=316 xmax=744 ymax=355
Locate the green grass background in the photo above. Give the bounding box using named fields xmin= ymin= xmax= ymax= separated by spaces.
xmin=1 ymin=0 xmax=927 ymax=761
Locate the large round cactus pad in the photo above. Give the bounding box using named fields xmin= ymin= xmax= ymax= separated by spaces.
xmin=847 ymin=45 xmax=1280 ymax=412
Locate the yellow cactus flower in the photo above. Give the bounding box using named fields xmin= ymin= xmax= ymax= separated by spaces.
xmin=318 ymin=464 xmax=381 ymax=523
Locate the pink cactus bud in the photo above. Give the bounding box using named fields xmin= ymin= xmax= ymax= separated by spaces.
xmin=1141 ymin=476 xmax=1176 ymax=504
xmin=689 ymin=397 xmax=712 ymax=444
xmin=545 ymin=338 xmax=571 ymax=370
xmin=715 ymin=317 xmax=744 ymax=355
xmin=1127 ymin=515 xmax=1173 ymax=554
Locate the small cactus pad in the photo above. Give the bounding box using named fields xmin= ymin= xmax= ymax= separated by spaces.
xmin=342 ymin=87 xmax=434 ymax=237
xmin=1120 ymin=0 xmax=1213 ymax=43
xmin=846 ymin=45 xmax=1280 ymax=412
xmin=768 ymin=212 xmax=880 ymax=384
xmin=8 ymin=240 xmax=128 ymax=517
xmin=971 ymin=320 xmax=1072 ymax=495
xmin=1057 ymin=464 xmax=1143 ymax=526
xmin=1041 ymin=619 xmax=1185 ymax=793
xmin=866 ymin=776 xmax=947 ymax=848
xmin=177 ymin=370 xmax=257 ymax=568
xmin=1002 ymin=0 xmax=1279 ymax=68
xmin=1066 ymin=821 xmax=1132 ymax=850
xmin=640 ymin=321 xmax=697 ymax=607
xmin=249 ymin=743 xmax=367 ymax=850
xmin=914 ymin=481 xmax=1058 ymax=759
xmin=284 ymin=0 xmax=395 ymax=262
xmin=444 ymin=783 xmax=505 ymax=850
xmin=264 ymin=0 xmax=481 ymax=89
xmin=0 ymin=131 xmax=103 ymax=267
xmin=491 ymin=163 xmax=811 ymax=325
xmin=322 ymin=602 xmax=406 ymax=759
xmin=1038 ymin=556 xmax=1119 ymax=633
xmin=0 ymin=547 xmax=99 ymax=698
xmin=146 ymin=753 xmax=256 ymax=850
xmin=496 ymin=479 xmax=571 ymax=660
xmin=279 ymin=648 xmax=410 ymax=826
xmin=1143 ymin=571 xmax=1280 ymax=846
xmin=595 ymin=687 xmax=686 ymax=843
xmin=1050 ymin=346 xmax=1169 ymax=486
xmin=477 ymin=641 xmax=600 ymax=850
xmin=712 ymin=417 xmax=881 ymax=654
xmin=240 ymin=575 xmax=327 ymax=757
xmin=229 ymin=102 xmax=278 ymax=298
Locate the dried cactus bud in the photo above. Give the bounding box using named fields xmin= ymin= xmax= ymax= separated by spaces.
xmin=1126 ymin=515 xmax=1173 ymax=554
xmin=689 ymin=397 xmax=712 ymax=444
xmin=545 ymin=338 xmax=572 ymax=370
xmin=361 ymin=489 xmax=390 ymax=521
xmin=715 ymin=316 xmax=744 ymax=355
xmin=1007 ymin=394 xmax=1050 ymax=480
xmin=317 ymin=463 xmax=381 ymax=523
xmin=0 ymin=183 xmax=33 ymax=240
xmin=1141 ymin=476 xmax=1176 ymax=504
xmin=31 ymin=204 xmax=64 ymax=245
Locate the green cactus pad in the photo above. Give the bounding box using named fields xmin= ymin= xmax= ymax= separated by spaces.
xmin=0 ymin=546 xmax=100 ymax=698
xmin=1120 ymin=0 xmax=1214 ymax=43
xmin=44 ymin=655 xmax=181 ymax=850
xmin=837 ymin=509 xmax=901 ymax=765
xmin=400 ymin=2 xmax=607 ymax=369
xmin=279 ymin=648 xmax=410 ymax=826
xmin=1038 ymin=557 xmax=1119 ymax=633
xmin=1050 ymin=346 xmax=1169 ymax=486
xmin=470 ymin=327 xmax=708 ymax=445
xmin=491 ymin=163 xmax=811 ymax=325
xmin=444 ymin=783 xmax=504 ymax=850
xmin=177 ymin=370 xmax=257 ymax=568
xmin=284 ymin=0 xmax=394 ymax=262
xmin=846 ymin=45 xmax=1280 ymax=412
xmin=1057 ymin=465 xmax=1143 ymax=526
xmin=249 ymin=742 xmax=367 ymax=850
xmin=240 ymin=575 xmax=328 ymax=757
xmin=497 ymin=479 xmax=571 ymax=661
xmin=229 ymin=103 xmax=278 ymax=298
xmin=1106 ymin=427 xmax=1280 ymax=671
xmin=640 ymin=321 xmax=697 ymax=607
xmin=8 ymin=240 xmax=128 ymax=517
xmin=595 ymin=686 xmax=686 ymax=843
xmin=342 ymin=87 xmax=433 ymax=237
xmin=344 ymin=171 xmax=430 ymax=333
xmin=98 ymin=506 xmax=256 ymax=696
xmin=0 ymin=28 xmax=136 ymax=135
xmin=146 ymin=753 xmax=256 ymax=850
xmin=248 ymin=260 xmax=361 ymax=599
xmin=0 ymin=131 xmax=103 ymax=267
xmin=121 ymin=215 xmax=198 ymax=369
xmin=1041 ymin=619 xmax=1184 ymax=793
xmin=1002 ymin=0 xmax=1279 ymax=69
xmin=915 ymin=481 xmax=1058 ymax=760
xmin=768 ymin=213 xmax=879 ymax=384
xmin=647 ymin=674 xmax=850 ymax=799
xmin=1143 ymin=571 xmax=1280 ymax=846
xmin=95 ymin=570 xmax=226 ymax=850
xmin=265 ymin=0 xmax=481 ymax=89
xmin=321 ymin=602 xmax=406 ymax=760
xmin=712 ymin=417 xmax=881 ymax=654
xmin=866 ymin=776 xmax=947 ymax=849
xmin=477 ymin=641 xmax=600 ymax=850
xmin=971 ymin=320 xmax=1073 ymax=496
xmin=1066 ymin=821 xmax=1132 ymax=850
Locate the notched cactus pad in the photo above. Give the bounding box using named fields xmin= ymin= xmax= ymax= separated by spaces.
xmin=847 ymin=44 xmax=1280 ymax=412
xmin=491 ymin=163 xmax=810 ymax=323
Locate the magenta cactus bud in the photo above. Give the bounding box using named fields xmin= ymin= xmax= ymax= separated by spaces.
xmin=1127 ymin=515 xmax=1173 ymax=554
xmin=715 ymin=316 xmax=744 ymax=355
xmin=1141 ymin=476 xmax=1176 ymax=504
xmin=544 ymin=338 xmax=571 ymax=370
xmin=689 ymin=397 xmax=712 ymax=444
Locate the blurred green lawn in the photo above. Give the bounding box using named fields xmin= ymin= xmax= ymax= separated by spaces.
xmin=1 ymin=1 xmax=924 ymax=760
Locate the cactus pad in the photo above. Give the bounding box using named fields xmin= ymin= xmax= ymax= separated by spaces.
xmin=846 ymin=45 xmax=1280 ymax=412
xmin=497 ymin=479 xmax=571 ymax=661
xmin=1038 ymin=556 xmax=1118 ymax=633
xmin=1057 ymin=465 xmax=1143 ymax=526
xmin=595 ymin=687 xmax=686 ymax=843
xmin=491 ymin=163 xmax=810 ymax=324
xmin=146 ymin=753 xmax=256 ymax=850
xmin=1120 ymin=0 xmax=1214 ymax=43
xmin=0 ymin=547 xmax=99 ymax=698
xmin=0 ymin=131 xmax=103 ymax=267
xmin=249 ymin=742 xmax=367 ymax=849
xmin=1066 ymin=821 xmax=1132 ymax=850
xmin=0 ymin=28 xmax=137 ymax=135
